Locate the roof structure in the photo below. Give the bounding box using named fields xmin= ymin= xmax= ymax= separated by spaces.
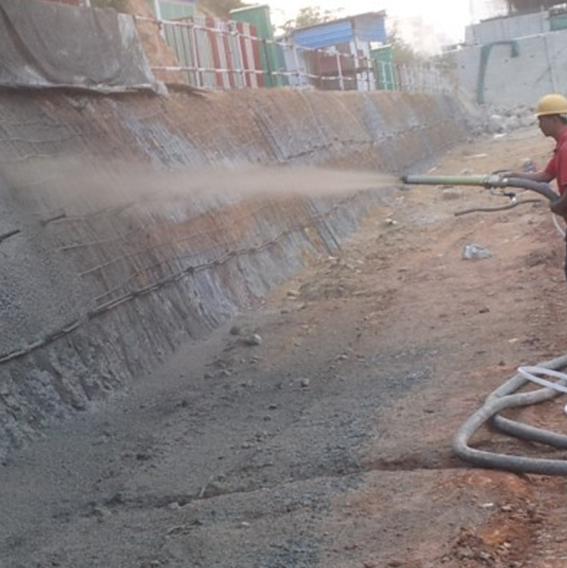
xmin=290 ymin=11 xmax=387 ymax=50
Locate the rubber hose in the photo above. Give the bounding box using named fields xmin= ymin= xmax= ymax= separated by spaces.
xmin=490 ymin=367 xmax=567 ymax=448
xmin=491 ymin=415 xmax=567 ymax=449
xmin=453 ymin=354 xmax=567 ymax=475
xmin=503 ymin=178 xmax=558 ymax=202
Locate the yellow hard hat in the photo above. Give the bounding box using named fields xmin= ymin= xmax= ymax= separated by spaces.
xmin=535 ymin=93 xmax=567 ymax=116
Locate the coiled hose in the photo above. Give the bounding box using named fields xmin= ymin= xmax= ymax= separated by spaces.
xmin=453 ymin=355 xmax=567 ymax=475
xmin=447 ymin=178 xmax=567 ymax=474
xmin=401 ymin=174 xmax=567 ymax=473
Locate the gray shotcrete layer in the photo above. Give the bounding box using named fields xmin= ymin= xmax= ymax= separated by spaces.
xmin=0 ymin=87 xmax=475 ymax=457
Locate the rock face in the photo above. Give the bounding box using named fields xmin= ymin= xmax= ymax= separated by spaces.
xmin=486 ymin=105 xmax=538 ymax=134
xmin=0 ymin=87 xmax=474 ymax=458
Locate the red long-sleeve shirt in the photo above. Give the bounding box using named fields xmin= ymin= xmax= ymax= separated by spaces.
xmin=544 ymin=128 xmax=567 ymax=195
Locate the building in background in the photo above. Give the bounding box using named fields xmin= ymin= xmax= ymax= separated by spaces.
xmin=452 ymin=2 xmax=567 ymax=107
xmin=231 ymin=4 xmax=284 ymax=88
xmin=285 ymin=12 xmax=388 ymax=91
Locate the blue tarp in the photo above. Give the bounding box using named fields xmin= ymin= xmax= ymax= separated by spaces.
xmin=353 ymin=14 xmax=387 ymax=43
xmin=291 ymin=12 xmax=387 ymax=50
xmin=292 ymin=20 xmax=353 ymax=49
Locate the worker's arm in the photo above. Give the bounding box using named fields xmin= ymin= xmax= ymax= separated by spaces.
xmin=503 ymin=170 xmax=554 ymax=183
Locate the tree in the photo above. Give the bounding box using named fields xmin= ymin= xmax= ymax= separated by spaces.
xmin=197 ymin=0 xmax=247 ymax=18
xmin=386 ymin=24 xmax=424 ymax=65
xmin=282 ymin=5 xmax=343 ymax=32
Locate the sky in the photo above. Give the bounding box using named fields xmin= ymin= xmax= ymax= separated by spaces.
xmin=265 ymin=0 xmax=477 ymax=44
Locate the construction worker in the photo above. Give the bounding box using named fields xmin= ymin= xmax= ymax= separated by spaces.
xmin=501 ymin=93 xmax=567 ymax=281
xmin=504 ymin=93 xmax=567 ymax=219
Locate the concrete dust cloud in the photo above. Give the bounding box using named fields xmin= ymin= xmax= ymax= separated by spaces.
xmin=177 ymin=164 xmax=399 ymax=201
xmin=3 ymin=157 xmax=398 ymax=214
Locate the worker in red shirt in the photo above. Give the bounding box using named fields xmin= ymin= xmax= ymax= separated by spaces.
xmin=507 ymin=94 xmax=567 ymax=214
xmin=503 ymin=93 xmax=567 ymax=278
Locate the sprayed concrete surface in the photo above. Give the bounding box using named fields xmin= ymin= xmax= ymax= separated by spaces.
xmin=0 ymin=88 xmax=478 ymax=456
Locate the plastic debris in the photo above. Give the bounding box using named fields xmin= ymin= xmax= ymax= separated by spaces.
xmin=462 ymin=244 xmax=492 ymax=260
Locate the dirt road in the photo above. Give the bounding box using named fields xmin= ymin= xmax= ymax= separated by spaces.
xmin=3 ymin=126 xmax=567 ymax=568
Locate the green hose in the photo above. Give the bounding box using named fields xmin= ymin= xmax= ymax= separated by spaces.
xmin=401 ymin=174 xmax=500 ymax=187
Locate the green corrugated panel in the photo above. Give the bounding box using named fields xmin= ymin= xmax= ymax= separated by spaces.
xmin=159 ymin=1 xmax=194 ymax=20
xmin=230 ymin=5 xmax=287 ymax=87
xmin=371 ymin=46 xmax=396 ymax=91
xmin=550 ymin=14 xmax=567 ymax=30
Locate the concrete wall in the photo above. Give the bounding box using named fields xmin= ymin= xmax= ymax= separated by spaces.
xmin=452 ymin=29 xmax=567 ymax=106
xmin=0 ymin=87 xmax=477 ymax=458
xmin=464 ymin=11 xmax=549 ymax=45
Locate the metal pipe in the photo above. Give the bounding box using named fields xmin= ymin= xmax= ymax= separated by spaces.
xmin=402 ymin=174 xmax=500 ymax=186
xmin=401 ymin=174 xmax=558 ymax=202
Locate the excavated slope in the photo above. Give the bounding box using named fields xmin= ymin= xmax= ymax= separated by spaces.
xmin=0 ymin=87 xmax=474 ymax=456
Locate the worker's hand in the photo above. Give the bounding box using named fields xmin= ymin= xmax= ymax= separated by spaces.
xmin=489 ymin=169 xmax=515 ymax=184
xmin=496 ymin=170 xmax=514 ymax=180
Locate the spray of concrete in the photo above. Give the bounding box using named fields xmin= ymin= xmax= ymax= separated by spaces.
xmin=3 ymin=158 xmax=399 ymax=215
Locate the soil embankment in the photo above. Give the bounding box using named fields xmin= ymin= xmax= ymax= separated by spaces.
xmin=0 ymin=87 xmax=476 ymax=456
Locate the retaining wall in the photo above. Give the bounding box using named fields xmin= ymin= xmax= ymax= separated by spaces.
xmin=453 ymin=28 xmax=567 ymax=107
xmin=0 ymin=87 xmax=476 ymax=457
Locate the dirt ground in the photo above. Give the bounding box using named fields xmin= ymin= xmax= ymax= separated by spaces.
xmin=3 ymin=126 xmax=567 ymax=568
